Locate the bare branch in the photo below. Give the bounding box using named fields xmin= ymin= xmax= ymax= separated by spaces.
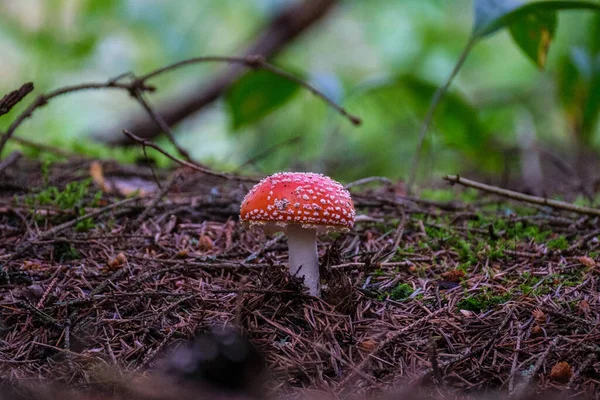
xmin=136 ymin=55 xmax=360 ymax=127
xmin=0 ymin=82 xmax=34 ymax=116
xmin=102 ymin=0 xmax=344 ymax=144
xmin=0 ymin=81 xmax=155 ymax=158
xmin=444 ymin=174 xmax=600 ymax=217
xmin=122 ymin=129 xmax=257 ymax=182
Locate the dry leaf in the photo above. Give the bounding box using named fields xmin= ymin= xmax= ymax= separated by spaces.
xmin=107 ymin=252 xmax=127 ymax=269
xmin=176 ymin=249 xmax=189 ymax=259
xmin=90 ymin=160 xmax=157 ymax=197
xmin=459 ymin=309 xmax=474 ymax=318
xmin=530 ymin=325 xmax=543 ymax=337
xmin=90 ymin=161 xmax=110 ymax=192
xmin=532 ymin=308 xmax=546 ymax=325
xmin=578 ymin=300 xmax=590 ymax=316
xmin=441 ymin=269 xmax=466 ymax=282
xmin=579 ymin=256 xmax=596 ymax=268
xmin=22 ymin=260 xmax=42 ymax=271
xmin=358 ymin=338 xmax=376 ymax=351
xmin=198 ymin=235 xmax=215 ymax=251
xmin=549 ymin=361 xmax=572 ymax=383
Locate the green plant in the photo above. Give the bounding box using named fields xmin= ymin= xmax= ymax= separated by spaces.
xmin=23 ymin=177 xmax=103 ymax=232
xmin=547 ymin=236 xmax=569 ymax=251
xmin=389 ymin=283 xmax=414 ymax=301
xmin=457 ymin=289 xmax=510 ymax=312
xmin=409 ymin=0 xmax=600 ymax=188
xmin=25 ymin=178 xmax=101 ymax=210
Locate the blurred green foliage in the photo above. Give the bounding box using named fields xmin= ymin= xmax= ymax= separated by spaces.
xmin=1 ymin=0 xmax=600 ymax=183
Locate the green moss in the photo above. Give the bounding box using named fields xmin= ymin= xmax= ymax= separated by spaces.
xmin=53 ymin=242 xmax=81 ymax=261
xmin=457 ymin=289 xmax=510 ymax=312
xmin=389 ymin=283 xmax=414 ymax=300
xmin=420 ymin=188 xmax=479 ymax=203
xmin=547 ymin=236 xmax=569 ymax=251
xmin=22 ymin=176 xmax=103 ymax=232
xmin=378 ymin=283 xmax=414 ymax=301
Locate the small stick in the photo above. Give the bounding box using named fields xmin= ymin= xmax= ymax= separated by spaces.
xmin=0 ymin=81 xmax=154 ymax=157
xmin=122 ymin=129 xmax=257 ymax=182
xmin=36 ymin=277 xmax=58 ymax=309
xmin=136 ymin=170 xmax=181 ymax=221
xmin=567 ymin=352 xmax=596 ymax=387
xmin=330 ymin=261 xmax=415 ymax=270
xmin=428 ymin=337 xmax=443 ymax=386
xmin=0 ymin=151 xmax=22 ymax=176
xmin=567 ymin=228 xmax=600 ymax=253
xmin=512 ymin=337 xmax=560 ymax=399
xmin=132 ymin=89 xmax=198 ymax=165
xmin=508 ymin=322 xmax=524 ymax=396
xmin=0 ymin=82 xmax=34 ymax=116
xmin=444 ymin=175 xmax=600 ymax=217
xmin=382 ymin=210 xmax=406 ymax=263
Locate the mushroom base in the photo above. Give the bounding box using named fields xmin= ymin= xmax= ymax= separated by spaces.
xmin=286 ymin=224 xmax=320 ymax=297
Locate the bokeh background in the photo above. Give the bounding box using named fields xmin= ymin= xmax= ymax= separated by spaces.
xmin=1 ymin=0 xmax=599 ymax=191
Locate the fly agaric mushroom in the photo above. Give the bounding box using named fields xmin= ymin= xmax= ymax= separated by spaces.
xmin=240 ymin=172 xmax=355 ymax=297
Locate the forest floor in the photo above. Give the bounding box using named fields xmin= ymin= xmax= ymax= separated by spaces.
xmin=1 ymin=158 xmax=599 ymax=400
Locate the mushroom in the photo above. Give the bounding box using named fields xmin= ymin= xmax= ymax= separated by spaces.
xmin=239 ymin=172 xmax=355 ymax=297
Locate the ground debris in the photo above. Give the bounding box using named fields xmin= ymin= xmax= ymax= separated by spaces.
xmin=1 ymin=159 xmax=600 ymax=399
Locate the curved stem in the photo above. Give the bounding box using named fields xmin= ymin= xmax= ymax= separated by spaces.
xmin=408 ymin=36 xmax=477 ymax=193
xmin=287 ymin=224 xmax=320 ymax=296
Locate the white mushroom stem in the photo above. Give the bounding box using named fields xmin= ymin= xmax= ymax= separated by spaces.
xmin=286 ymin=224 xmax=320 ymax=297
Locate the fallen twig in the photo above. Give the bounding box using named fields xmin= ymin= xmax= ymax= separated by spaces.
xmin=444 ymin=175 xmax=600 ymax=217
xmin=511 ymin=336 xmax=560 ymax=399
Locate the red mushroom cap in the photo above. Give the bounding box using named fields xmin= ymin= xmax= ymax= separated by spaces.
xmin=240 ymin=172 xmax=355 ymax=233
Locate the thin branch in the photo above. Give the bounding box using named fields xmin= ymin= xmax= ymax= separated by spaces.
xmin=132 ymin=88 xmax=198 ymax=165
xmin=408 ymin=37 xmax=477 ymax=193
xmin=512 ymin=337 xmax=560 ymax=399
xmin=137 ymin=55 xmax=360 ymax=126
xmin=103 ymin=0 xmax=340 ymax=144
xmin=0 ymin=82 xmax=34 ymax=116
xmin=444 ymin=174 xmax=600 ymax=217
xmin=0 ymin=81 xmax=155 ymax=158
xmin=122 ymin=129 xmax=257 ymax=182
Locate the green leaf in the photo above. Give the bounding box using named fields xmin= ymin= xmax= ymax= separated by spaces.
xmin=473 ymin=0 xmax=524 ymax=38
xmin=225 ymin=69 xmax=302 ymax=130
xmin=355 ymin=75 xmax=487 ymax=156
xmin=473 ymin=0 xmax=600 ymax=39
xmin=508 ymin=11 xmax=557 ymax=69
